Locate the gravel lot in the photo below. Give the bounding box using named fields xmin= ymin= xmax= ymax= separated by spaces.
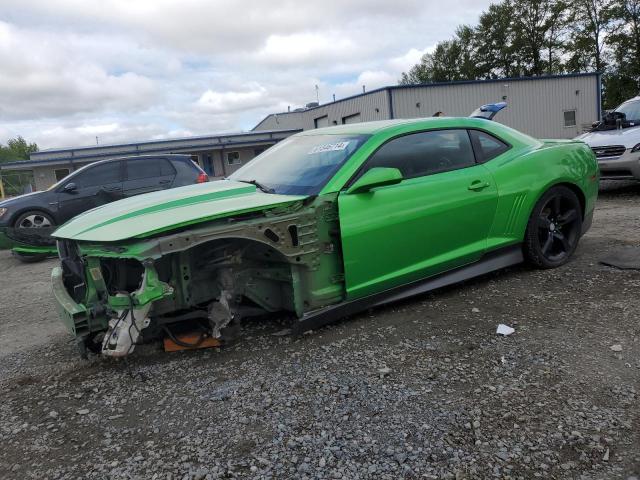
xmin=0 ymin=182 xmax=639 ymax=480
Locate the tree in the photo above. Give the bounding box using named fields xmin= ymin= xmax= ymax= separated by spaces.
xmin=0 ymin=136 xmax=39 ymax=163
xmin=510 ymin=0 xmax=568 ymax=75
xmin=565 ymin=0 xmax=612 ymax=73
xmin=606 ymin=0 xmax=640 ymax=106
xmin=399 ymin=25 xmax=480 ymax=84
xmin=398 ymin=0 xmax=636 ymax=109
xmin=474 ymin=1 xmax=520 ymax=78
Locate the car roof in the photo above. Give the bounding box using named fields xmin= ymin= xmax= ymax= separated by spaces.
xmin=295 ymin=117 xmax=502 ymax=136
xmin=77 ymin=154 xmax=192 ymax=168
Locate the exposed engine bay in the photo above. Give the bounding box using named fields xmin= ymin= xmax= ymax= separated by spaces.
xmin=52 ymin=196 xmax=345 ymax=357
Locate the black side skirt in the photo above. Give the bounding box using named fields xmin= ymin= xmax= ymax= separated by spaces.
xmin=293 ymin=244 xmax=524 ymax=334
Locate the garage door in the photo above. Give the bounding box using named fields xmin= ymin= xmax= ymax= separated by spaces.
xmin=314 ymin=116 xmax=329 ymax=128
xmin=342 ymin=113 xmax=361 ymax=124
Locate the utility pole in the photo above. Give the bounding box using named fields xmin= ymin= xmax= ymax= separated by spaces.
xmin=96 ymin=136 xmax=99 ymax=145
xmin=315 ymin=84 xmax=319 ymax=104
xmin=0 ymin=172 xmax=5 ymax=199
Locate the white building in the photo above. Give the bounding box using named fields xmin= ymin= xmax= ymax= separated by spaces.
xmin=254 ymin=73 xmax=601 ymax=140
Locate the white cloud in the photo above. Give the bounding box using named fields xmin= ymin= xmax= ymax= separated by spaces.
xmin=0 ymin=0 xmax=496 ymax=149
xmin=387 ymin=47 xmax=436 ymax=74
xmin=196 ymin=84 xmax=269 ymax=113
xmin=255 ymin=33 xmax=359 ymax=66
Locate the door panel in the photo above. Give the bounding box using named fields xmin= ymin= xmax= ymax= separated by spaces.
xmin=123 ymin=157 xmax=176 ymax=197
xmin=57 ymin=161 xmax=124 ymax=222
xmin=338 ymin=164 xmax=498 ymax=299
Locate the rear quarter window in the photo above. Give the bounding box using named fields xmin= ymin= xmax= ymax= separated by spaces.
xmin=469 ymin=130 xmax=510 ymax=163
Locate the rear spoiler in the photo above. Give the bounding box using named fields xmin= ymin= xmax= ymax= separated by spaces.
xmin=470 ymin=102 xmax=507 ymax=120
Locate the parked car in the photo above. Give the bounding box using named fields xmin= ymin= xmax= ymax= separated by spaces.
xmin=0 ymin=154 xmax=208 ymax=261
xmin=51 ymin=116 xmax=598 ymax=357
xmin=577 ymin=95 xmax=640 ymax=180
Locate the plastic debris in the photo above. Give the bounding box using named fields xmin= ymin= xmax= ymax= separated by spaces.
xmin=496 ymin=324 xmax=515 ymax=336
xmin=271 ymin=329 xmax=292 ymax=337
xmin=610 ymin=344 xmax=623 ymax=352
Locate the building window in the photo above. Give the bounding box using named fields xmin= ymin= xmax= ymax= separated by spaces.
xmin=54 ymin=168 xmax=70 ymax=181
xmin=564 ymin=110 xmax=577 ymax=127
xmin=226 ymin=151 xmax=241 ymax=165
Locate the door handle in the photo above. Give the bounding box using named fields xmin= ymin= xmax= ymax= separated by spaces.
xmin=468 ymin=180 xmax=490 ymax=191
xmin=159 ymin=180 xmax=171 ymax=185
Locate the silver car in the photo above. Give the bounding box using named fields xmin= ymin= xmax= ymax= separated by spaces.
xmin=577 ymin=96 xmax=640 ymax=180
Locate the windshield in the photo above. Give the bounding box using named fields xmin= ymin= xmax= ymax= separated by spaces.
xmin=615 ymin=99 xmax=640 ymax=122
xmin=228 ymin=134 xmax=369 ymax=195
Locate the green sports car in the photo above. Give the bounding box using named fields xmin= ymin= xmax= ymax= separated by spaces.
xmin=51 ymin=114 xmax=598 ymax=357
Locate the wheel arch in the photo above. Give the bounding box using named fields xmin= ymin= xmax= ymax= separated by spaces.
xmin=552 ymin=181 xmax=586 ymax=219
xmin=514 ymin=181 xmax=586 ymax=243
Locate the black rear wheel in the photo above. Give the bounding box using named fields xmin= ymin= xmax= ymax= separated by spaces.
xmin=524 ymin=186 xmax=583 ymax=269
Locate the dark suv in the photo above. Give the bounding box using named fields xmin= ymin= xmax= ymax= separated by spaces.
xmin=0 ymin=154 xmax=208 ymax=260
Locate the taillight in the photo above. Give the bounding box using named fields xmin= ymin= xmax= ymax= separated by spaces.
xmin=196 ymin=172 xmax=209 ymax=183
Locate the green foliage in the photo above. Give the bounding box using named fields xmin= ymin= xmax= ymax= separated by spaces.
xmin=400 ymin=0 xmax=640 ymax=110
xmin=0 ymin=136 xmax=39 ymax=163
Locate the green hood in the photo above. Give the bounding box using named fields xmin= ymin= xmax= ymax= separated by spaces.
xmin=52 ymin=180 xmax=306 ymax=242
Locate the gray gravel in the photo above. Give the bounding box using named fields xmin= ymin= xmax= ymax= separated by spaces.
xmin=0 ymin=181 xmax=639 ymax=479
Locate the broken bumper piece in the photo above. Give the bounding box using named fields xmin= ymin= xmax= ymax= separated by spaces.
xmin=52 ymin=263 xmax=174 ymax=357
xmin=51 ymin=266 xmax=90 ymax=337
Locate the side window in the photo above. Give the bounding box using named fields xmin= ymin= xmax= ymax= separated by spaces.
xmin=361 ymin=129 xmax=475 ymax=180
xmin=72 ymin=162 xmax=121 ymax=188
xmin=469 ymin=130 xmax=510 ymax=163
xmin=127 ymin=158 xmax=174 ymax=180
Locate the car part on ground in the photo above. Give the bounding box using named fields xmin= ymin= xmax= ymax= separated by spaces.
xmin=49 ymin=116 xmax=598 ymax=357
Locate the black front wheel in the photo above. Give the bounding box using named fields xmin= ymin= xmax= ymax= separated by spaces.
xmin=524 ymin=186 xmax=583 ymax=269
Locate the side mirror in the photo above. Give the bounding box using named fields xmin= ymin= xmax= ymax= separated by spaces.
xmin=63 ymin=182 xmax=77 ymax=193
xmin=347 ymin=167 xmax=403 ymax=195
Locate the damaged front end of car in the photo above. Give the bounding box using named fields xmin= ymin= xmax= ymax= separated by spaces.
xmin=51 ymin=195 xmax=346 ymax=357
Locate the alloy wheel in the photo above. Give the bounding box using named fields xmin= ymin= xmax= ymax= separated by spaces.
xmin=536 ymin=194 xmax=580 ymax=262
xmin=17 ymin=213 xmax=53 ymax=229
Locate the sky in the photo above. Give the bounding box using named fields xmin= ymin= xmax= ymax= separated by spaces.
xmin=0 ymin=0 xmax=495 ymax=150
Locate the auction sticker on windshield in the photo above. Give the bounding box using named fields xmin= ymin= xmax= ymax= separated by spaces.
xmin=308 ymin=141 xmax=351 ymax=155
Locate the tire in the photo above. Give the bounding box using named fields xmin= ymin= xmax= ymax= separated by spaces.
xmin=11 ymin=250 xmax=50 ymax=263
xmin=524 ymin=185 xmax=583 ymax=269
xmin=14 ymin=210 xmax=55 ymax=229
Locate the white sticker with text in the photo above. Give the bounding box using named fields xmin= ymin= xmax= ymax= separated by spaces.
xmin=308 ymin=141 xmax=350 ymax=155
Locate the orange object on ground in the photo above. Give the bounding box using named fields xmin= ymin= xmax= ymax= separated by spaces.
xmin=163 ymin=332 xmax=222 ymax=352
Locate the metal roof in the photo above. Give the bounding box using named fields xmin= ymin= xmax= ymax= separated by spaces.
xmin=3 ymin=129 xmax=301 ymax=170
